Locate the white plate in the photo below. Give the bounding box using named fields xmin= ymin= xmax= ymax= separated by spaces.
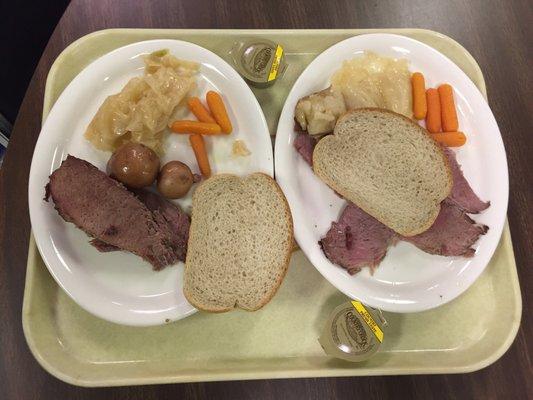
xmin=29 ymin=39 xmax=272 ymax=326
xmin=275 ymin=34 xmax=508 ymax=313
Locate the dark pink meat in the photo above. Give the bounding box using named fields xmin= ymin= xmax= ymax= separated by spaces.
xmin=134 ymin=189 xmax=190 ymax=262
xmin=444 ymin=148 xmax=490 ymax=213
xmin=45 ymin=155 xmax=185 ymax=270
xmin=321 ymin=201 xmax=488 ymax=273
xmin=89 ymin=190 xmax=191 ymax=263
xmin=299 ymin=137 xmax=491 ymax=273
xmin=402 ymin=201 xmax=488 ymax=257
xmin=193 ymin=173 xmax=202 ymax=183
xmin=90 ymin=239 xmax=119 ymax=252
xmin=320 ymin=203 xmax=396 ymax=274
xmin=293 ymin=132 xmax=317 ymax=166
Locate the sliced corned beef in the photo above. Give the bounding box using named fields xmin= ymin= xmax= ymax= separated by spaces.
xmin=293 ymin=132 xmax=317 ymax=166
xmin=90 ymin=239 xmax=119 ymax=252
xmin=45 ymin=155 xmax=186 ymax=270
xmin=298 ymin=135 xmax=492 ymax=274
xmin=89 ymin=190 xmax=191 ymax=263
xmin=402 ymin=200 xmax=488 ymax=257
xmin=134 ymin=189 xmax=190 ymax=262
xmin=320 ymin=203 xmax=395 ymax=274
xmin=444 ymin=148 xmax=490 ymax=213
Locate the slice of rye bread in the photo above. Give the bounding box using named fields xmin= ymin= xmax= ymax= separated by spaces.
xmin=313 ymin=108 xmax=452 ymax=236
xmin=184 ymin=173 xmax=294 ymax=312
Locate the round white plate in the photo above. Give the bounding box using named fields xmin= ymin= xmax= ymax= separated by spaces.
xmin=275 ymin=34 xmax=508 ymax=313
xmin=29 ymin=39 xmax=272 ymax=326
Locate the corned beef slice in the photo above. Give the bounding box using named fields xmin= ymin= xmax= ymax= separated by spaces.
xmin=45 ymin=155 xmax=188 ymax=270
xmin=134 ymin=189 xmax=190 ymax=262
xmin=293 ymin=132 xmax=317 ymax=166
xmin=320 ymin=203 xmax=395 ymax=274
xmin=295 ymin=136 xmax=492 ymax=271
xmin=402 ymin=200 xmax=488 ymax=257
xmin=444 ymin=148 xmax=490 ymax=213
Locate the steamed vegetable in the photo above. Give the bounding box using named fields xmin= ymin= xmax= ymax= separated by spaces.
xmin=189 ymin=134 xmax=211 ymax=177
xmin=425 ymin=88 xmax=442 ymax=133
xmin=431 ymin=131 xmax=466 ymax=147
xmin=187 ymin=97 xmax=216 ymax=123
xmin=157 ymin=161 xmax=194 ymax=199
xmin=206 ymin=91 xmax=232 ymax=134
xmin=411 ymin=72 xmax=427 ymax=120
xmin=107 ymin=142 xmax=160 ymax=188
xmin=171 ymin=120 xmax=222 ymax=135
xmin=438 ymin=84 xmax=459 ymax=132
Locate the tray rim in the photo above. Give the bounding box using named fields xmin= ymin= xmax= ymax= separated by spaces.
xmin=23 ymin=230 xmax=523 ymax=387
xmin=42 ymin=28 xmax=488 ymax=114
xmin=23 ymin=28 xmax=522 ymax=387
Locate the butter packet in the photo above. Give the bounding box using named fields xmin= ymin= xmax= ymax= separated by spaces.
xmin=229 ymin=39 xmax=287 ymax=87
xmin=319 ymin=300 xmax=387 ymax=362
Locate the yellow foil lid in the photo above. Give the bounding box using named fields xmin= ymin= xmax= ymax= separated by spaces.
xmin=318 ymin=301 xmax=387 ymax=362
xmin=230 ymin=39 xmax=286 ymax=87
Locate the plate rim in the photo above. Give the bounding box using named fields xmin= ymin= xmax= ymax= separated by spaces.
xmin=274 ymin=33 xmax=509 ymax=313
xmin=28 ymin=38 xmax=272 ymax=326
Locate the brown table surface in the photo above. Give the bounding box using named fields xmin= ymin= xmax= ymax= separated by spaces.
xmin=1 ymin=0 xmax=531 ymax=398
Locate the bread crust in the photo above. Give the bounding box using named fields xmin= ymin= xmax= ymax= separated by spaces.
xmin=313 ymin=108 xmax=452 ymax=236
xmin=183 ymin=173 xmax=294 ymax=312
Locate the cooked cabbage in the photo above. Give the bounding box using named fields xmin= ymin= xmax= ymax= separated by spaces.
xmin=294 ymin=86 xmax=347 ymax=136
xmin=85 ymin=50 xmax=199 ymax=154
xmin=232 ymin=139 xmax=251 ymax=157
xmin=331 ymin=52 xmax=412 ymax=118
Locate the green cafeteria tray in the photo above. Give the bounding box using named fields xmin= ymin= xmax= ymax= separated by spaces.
xmin=22 ymin=29 xmax=522 ymax=387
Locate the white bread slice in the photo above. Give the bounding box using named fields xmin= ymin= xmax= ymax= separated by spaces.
xmin=184 ymin=173 xmax=293 ymax=312
xmin=313 ymin=108 xmax=452 ymax=236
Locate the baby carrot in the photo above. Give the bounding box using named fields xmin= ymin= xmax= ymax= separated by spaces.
xmin=438 ymin=84 xmax=459 ymax=132
xmin=171 ymin=120 xmax=222 ymax=135
xmin=431 ymin=131 xmax=466 ymax=147
xmin=411 ymin=72 xmax=427 ymax=120
xmin=425 ymin=88 xmax=442 ymax=133
xmin=206 ymin=91 xmax=232 ymax=134
xmin=189 ymin=134 xmax=211 ymax=177
xmin=187 ymin=97 xmax=216 ymax=124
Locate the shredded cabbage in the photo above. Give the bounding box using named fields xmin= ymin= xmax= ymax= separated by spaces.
xmin=331 ymin=52 xmax=412 ymax=118
xmin=85 ymin=50 xmax=199 ymax=154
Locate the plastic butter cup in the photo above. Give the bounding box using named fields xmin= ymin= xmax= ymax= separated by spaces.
xmin=319 ymin=301 xmax=387 ymax=362
xmin=229 ymin=39 xmax=287 ymax=87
